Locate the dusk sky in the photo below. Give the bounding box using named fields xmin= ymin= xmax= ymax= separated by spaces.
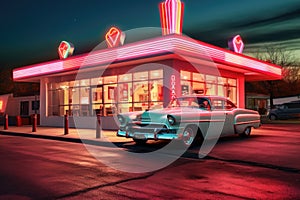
xmin=1 ymin=0 xmax=300 ymax=70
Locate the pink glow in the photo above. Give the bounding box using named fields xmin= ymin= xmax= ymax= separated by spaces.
xmin=13 ymin=35 xmax=282 ymax=81
xmin=171 ymin=75 xmax=176 ymax=99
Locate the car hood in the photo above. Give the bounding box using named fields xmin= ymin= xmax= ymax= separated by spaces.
xmin=149 ymin=107 xmax=198 ymax=115
xmin=135 ymin=107 xmax=204 ymax=122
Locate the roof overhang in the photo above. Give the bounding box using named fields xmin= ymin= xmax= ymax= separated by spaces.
xmin=13 ymin=34 xmax=282 ymax=82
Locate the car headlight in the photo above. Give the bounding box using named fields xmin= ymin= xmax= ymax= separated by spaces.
xmin=117 ymin=115 xmax=126 ymax=125
xmin=167 ymin=115 xmax=176 ymax=125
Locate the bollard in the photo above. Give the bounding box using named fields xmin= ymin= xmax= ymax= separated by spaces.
xmin=32 ymin=114 xmax=37 ymax=132
xmin=16 ymin=115 xmax=22 ymax=127
xmin=4 ymin=114 xmax=8 ymax=130
xmin=64 ymin=114 xmax=69 ymax=135
xmin=96 ymin=114 xmax=101 ymax=138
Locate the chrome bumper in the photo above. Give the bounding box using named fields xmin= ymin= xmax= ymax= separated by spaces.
xmin=117 ymin=130 xmax=180 ymax=140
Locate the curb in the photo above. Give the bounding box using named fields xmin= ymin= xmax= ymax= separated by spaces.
xmin=0 ymin=130 xmax=110 ymax=146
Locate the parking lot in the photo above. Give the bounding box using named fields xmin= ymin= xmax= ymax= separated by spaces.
xmin=0 ymin=123 xmax=299 ymax=199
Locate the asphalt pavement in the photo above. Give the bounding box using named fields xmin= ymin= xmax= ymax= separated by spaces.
xmin=0 ymin=122 xmax=300 ymax=199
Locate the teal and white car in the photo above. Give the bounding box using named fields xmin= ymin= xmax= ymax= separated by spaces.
xmin=117 ymin=95 xmax=261 ymax=146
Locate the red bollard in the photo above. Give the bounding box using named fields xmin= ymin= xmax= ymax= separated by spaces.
xmin=16 ymin=115 xmax=22 ymax=127
xmin=96 ymin=114 xmax=101 ymax=138
xmin=4 ymin=114 xmax=8 ymax=130
xmin=64 ymin=114 xmax=69 ymax=135
xmin=32 ymin=114 xmax=37 ymax=132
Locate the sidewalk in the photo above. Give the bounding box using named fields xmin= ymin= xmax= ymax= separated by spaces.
xmin=0 ymin=125 xmax=132 ymax=144
xmin=1 ymin=119 xmax=299 ymax=144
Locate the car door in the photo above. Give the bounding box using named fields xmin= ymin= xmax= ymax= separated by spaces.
xmin=210 ymin=98 xmax=233 ymax=136
xmin=216 ymin=99 xmax=235 ymax=135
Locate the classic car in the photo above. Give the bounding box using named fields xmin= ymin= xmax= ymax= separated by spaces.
xmin=117 ymin=95 xmax=261 ymax=146
xmin=268 ymin=101 xmax=300 ymax=120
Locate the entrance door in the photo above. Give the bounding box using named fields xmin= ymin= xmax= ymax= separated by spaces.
xmin=20 ymin=101 xmax=29 ymax=116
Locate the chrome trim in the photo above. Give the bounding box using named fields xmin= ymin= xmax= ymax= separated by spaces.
xmin=180 ymin=119 xmax=226 ymax=123
xmin=235 ymin=120 xmax=260 ymax=125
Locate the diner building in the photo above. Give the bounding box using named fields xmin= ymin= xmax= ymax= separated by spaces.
xmin=12 ymin=0 xmax=282 ymax=129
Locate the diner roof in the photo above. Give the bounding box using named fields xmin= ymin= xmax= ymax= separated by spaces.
xmin=13 ymin=34 xmax=282 ymax=82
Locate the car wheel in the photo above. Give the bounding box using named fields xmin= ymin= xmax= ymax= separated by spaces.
xmin=269 ymin=114 xmax=277 ymax=120
xmin=182 ymin=126 xmax=197 ymax=146
xmin=239 ymin=127 xmax=251 ymax=137
xmin=133 ymin=138 xmax=147 ymax=145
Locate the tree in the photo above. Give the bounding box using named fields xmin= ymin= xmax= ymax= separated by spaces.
xmin=0 ymin=68 xmax=40 ymax=96
xmin=251 ymin=45 xmax=299 ymax=108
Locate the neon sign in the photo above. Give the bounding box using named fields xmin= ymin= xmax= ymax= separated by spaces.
xmin=228 ymin=35 xmax=244 ymax=54
xmin=171 ymin=75 xmax=176 ymax=99
xmin=105 ymin=27 xmax=125 ymax=48
xmin=159 ymin=0 xmax=184 ymax=35
xmin=58 ymin=41 xmax=74 ymax=59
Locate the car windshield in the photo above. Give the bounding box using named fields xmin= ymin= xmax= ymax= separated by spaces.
xmin=168 ymin=97 xmax=210 ymax=110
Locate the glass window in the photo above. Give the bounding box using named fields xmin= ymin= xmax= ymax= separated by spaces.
xmin=181 ymin=71 xmax=191 ymax=80
xmin=150 ymin=70 xmax=163 ymax=79
xmin=228 ymin=78 xmax=237 ymax=86
xmin=192 ymin=82 xmax=205 ymax=94
xmin=92 ymin=87 xmax=103 ymax=104
xmin=206 ymin=75 xmax=217 ymax=83
xmin=227 ymin=87 xmax=237 ymax=105
xmin=118 ymin=83 xmax=132 ymax=102
xmin=71 ymin=87 xmax=80 ymax=105
xmin=104 ymin=84 xmax=117 ymax=103
xmin=104 ymin=76 xmax=117 ymax=84
xmin=149 ymin=80 xmax=163 ymax=101
xmin=133 ymin=102 xmax=148 ymax=111
xmin=193 ymin=73 xmax=204 ymax=82
xmin=206 ymin=83 xmax=217 ymax=96
xmin=218 ymin=85 xmax=225 ymax=97
xmin=91 ymin=77 xmax=103 ymax=86
xmin=104 ymin=104 xmax=116 ymax=116
xmin=217 ymin=77 xmax=226 ymax=85
xmin=118 ymin=103 xmax=131 ymax=113
xmin=118 ymin=74 xmax=132 ymax=82
xmin=181 ymin=80 xmax=191 ymax=95
xmin=80 ymin=79 xmax=90 ymax=86
xmin=211 ymin=99 xmax=224 ymax=110
xmin=133 ymin=81 xmax=148 ymax=102
xmin=133 ymin=72 xmax=148 ymax=81
xmin=80 ymin=87 xmax=90 ymax=104
xmin=73 ymin=80 xmax=80 ymax=87
xmin=48 ymin=69 xmax=164 ymax=116
xmin=58 ymin=82 xmax=69 ymax=90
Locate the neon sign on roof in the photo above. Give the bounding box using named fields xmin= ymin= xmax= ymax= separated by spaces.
xmin=105 ymin=27 xmax=126 ymax=48
xmin=58 ymin=41 xmax=74 ymax=59
xmin=228 ymin=35 xmax=244 ymax=54
xmin=159 ymin=0 xmax=184 ymax=35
